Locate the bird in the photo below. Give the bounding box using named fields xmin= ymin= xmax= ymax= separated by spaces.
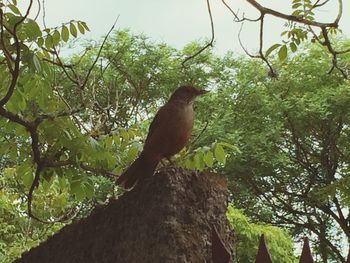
xmin=117 ymin=85 xmax=208 ymax=189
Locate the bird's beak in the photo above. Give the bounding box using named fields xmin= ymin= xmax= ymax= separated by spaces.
xmin=198 ymin=89 xmax=209 ymax=95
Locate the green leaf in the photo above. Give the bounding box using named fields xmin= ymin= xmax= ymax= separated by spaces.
xmin=121 ymin=130 xmax=129 ymax=141
xmin=25 ymin=20 xmax=42 ymax=39
xmin=54 ymin=193 xmax=68 ymax=208
xmin=127 ymin=143 xmax=141 ymax=161
xmin=19 ymin=164 xmax=34 ymax=188
xmin=278 ymin=45 xmax=288 ymax=61
xmin=292 ymin=3 xmax=302 ymax=9
xmin=45 ymin=34 xmax=53 ymax=49
xmin=127 ymin=129 xmax=135 ymax=140
xmin=292 ymin=10 xmax=302 ymax=16
xmin=69 ymin=22 xmax=77 ymax=38
xmin=52 ymin=30 xmax=60 ymax=46
xmin=32 ymin=81 xmax=53 ymax=110
xmin=290 ymin=42 xmax=297 ymax=53
xmin=61 ymin=25 xmax=69 ymax=42
xmin=203 ymin=151 xmax=214 ymax=167
xmin=63 ymin=129 xmax=72 ymax=140
xmin=77 ymin=22 xmax=85 ymax=34
xmin=80 ymin=21 xmax=90 ymax=31
xmin=84 ymin=180 xmax=95 ymax=199
xmin=8 ymin=4 xmax=20 ymax=14
xmin=58 ymin=177 xmax=69 ymax=190
xmin=265 ymin=44 xmax=281 ymax=58
xmin=33 ymin=54 xmax=42 ymax=72
xmin=75 ymin=186 xmax=86 ymax=201
xmin=193 ymin=151 xmax=204 ymax=170
xmin=6 ymin=89 xmax=26 ymax=112
xmin=104 ymin=136 xmax=114 ymax=148
xmin=37 ymin=37 xmax=44 ymax=47
xmin=71 ymin=181 xmax=85 ymax=201
xmin=214 ymin=144 xmax=226 ymax=165
xmin=42 ymin=49 xmax=50 ymax=58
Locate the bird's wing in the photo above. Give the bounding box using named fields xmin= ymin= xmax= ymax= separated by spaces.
xmin=145 ymin=105 xmax=167 ymax=144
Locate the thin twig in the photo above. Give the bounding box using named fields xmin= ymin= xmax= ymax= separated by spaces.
xmin=51 ymin=47 xmax=80 ymax=85
xmin=81 ymin=16 xmax=119 ymax=89
xmin=190 ymin=121 xmax=209 ymax=147
xmin=42 ymin=0 xmax=47 ymax=28
xmin=33 ymin=0 xmax=41 ymax=21
xmin=221 ymin=0 xmax=239 ymax=20
xmin=238 ymin=22 xmax=258 ymax=58
xmin=182 ymin=0 xmax=215 ymax=66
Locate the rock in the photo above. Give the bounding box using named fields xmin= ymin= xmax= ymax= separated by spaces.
xmin=15 ymin=167 xmax=233 ymax=263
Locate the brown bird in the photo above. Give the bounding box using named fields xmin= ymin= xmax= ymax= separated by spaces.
xmin=117 ymin=85 xmax=208 ymax=189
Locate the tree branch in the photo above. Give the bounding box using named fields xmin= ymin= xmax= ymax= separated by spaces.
xmin=222 ymin=0 xmax=349 ymax=78
xmin=81 ymin=17 xmax=119 ymax=89
xmin=0 ymin=0 xmax=34 ymax=106
xmin=245 ymin=0 xmax=338 ymax=28
xmin=182 ymin=0 xmax=215 ymax=66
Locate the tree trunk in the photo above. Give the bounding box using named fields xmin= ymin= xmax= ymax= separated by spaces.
xmin=15 ymin=168 xmax=233 ymax=263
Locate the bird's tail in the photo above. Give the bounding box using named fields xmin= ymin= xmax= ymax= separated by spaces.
xmin=116 ymin=152 xmax=158 ymax=189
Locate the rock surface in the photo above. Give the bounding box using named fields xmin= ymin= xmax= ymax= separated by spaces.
xmin=15 ymin=167 xmax=233 ymax=263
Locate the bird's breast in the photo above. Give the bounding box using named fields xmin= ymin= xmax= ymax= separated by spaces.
xmin=144 ymin=103 xmax=194 ymax=159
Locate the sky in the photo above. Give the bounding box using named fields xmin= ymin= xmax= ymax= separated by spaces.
xmin=18 ymin=0 xmax=350 ymax=55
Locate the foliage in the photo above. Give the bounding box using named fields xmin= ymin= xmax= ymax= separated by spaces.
xmin=0 ymin=1 xmax=232 ymax=260
xmin=256 ymin=0 xmax=346 ymax=66
xmin=0 ymin=0 xmax=120 ymax=217
xmin=57 ymin=29 xmax=232 ymax=171
xmin=226 ymin=205 xmax=296 ymax=263
xmin=0 ymin=168 xmax=63 ymax=262
xmin=200 ymin=44 xmax=350 ymax=262
xmin=1 ymin=1 xmax=349 ymax=262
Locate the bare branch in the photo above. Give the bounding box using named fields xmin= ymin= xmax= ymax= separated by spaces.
xmin=245 ymin=0 xmax=338 ymax=28
xmin=42 ymin=57 xmax=76 ymax=68
xmin=314 ymin=0 xmax=331 ymax=8
xmin=51 ymin=47 xmax=80 ymax=85
xmin=0 ymin=106 xmax=30 ymax=127
xmin=182 ymin=0 xmax=215 ymax=66
xmin=238 ymin=19 xmax=277 ymax=78
xmin=190 ymin=120 xmax=209 ymax=147
xmin=27 ymin=164 xmax=46 ymax=223
xmin=321 ymin=27 xmax=348 ymax=78
xmin=81 ymin=16 xmax=119 ymax=89
xmin=221 ymin=0 xmax=239 ymax=20
xmin=33 ymin=0 xmax=41 ymax=21
xmin=257 ymin=15 xmax=277 ymax=78
xmin=0 ymin=9 xmax=15 ymax=68
xmin=238 ymin=23 xmax=258 ymax=58
xmin=80 ymin=163 xmax=117 ymax=180
xmin=41 ymin=0 xmax=47 ymax=28
xmin=334 ymin=0 xmax=343 ymax=25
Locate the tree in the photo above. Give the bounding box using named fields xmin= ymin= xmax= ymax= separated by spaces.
xmin=3 ymin=1 xmax=347 ymax=262
xmin=0 ymin=1 xmax=233 ymax=260
xmin=227 ymin=205 xmax=296 ymax=263
xmin=198 ymin=44 xmax=350 ymax=262
xmin=193 ymin=0 xmax=350 ymax=78
xmin=0 ymin=0 xmax=122 ymax=224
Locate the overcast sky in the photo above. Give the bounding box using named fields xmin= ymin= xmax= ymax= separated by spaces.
xmin=19 ymin=0 xmax=350 ymax=55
